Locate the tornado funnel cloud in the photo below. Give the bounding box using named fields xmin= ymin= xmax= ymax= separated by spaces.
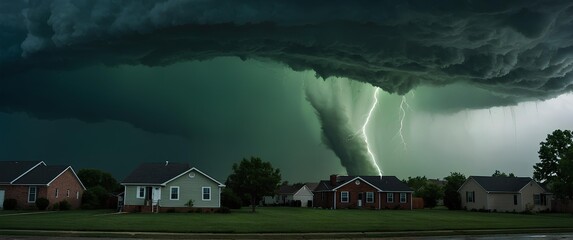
xmin=305 ymin=79 xmax=379 ymax=176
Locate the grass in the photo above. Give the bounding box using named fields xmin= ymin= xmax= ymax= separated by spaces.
xmin=0 ymin=207 xmax=572 ymax=234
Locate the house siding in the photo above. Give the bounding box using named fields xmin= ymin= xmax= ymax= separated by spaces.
xmin=161 ymin=169 xmax=221 ymax=208
xmin=294 ymin=186 xmax=314 ymax=207
xmin=487 ymin=193 xmax=521 ymax=212
xmin=380 ymin=192 xmax=412 ymax=210
xmin=459 ymin=178 xmax=488 ymax=210
xmin=313 ymin=191 xmax=334 ymax=209
xmin=124 ymin=185 xmax=148 ymax=206
xmin=520 ymin=181 xmax=551 ymax=212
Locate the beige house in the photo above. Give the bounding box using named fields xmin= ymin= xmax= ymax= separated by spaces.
xmin=458 ymin=176 xmax=551 ymax=212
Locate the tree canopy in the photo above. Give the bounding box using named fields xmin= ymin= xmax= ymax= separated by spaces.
xmin=533 ymin=129 xmax=573 ymax=200
xmin=492 ymin=170 xmax=516 ymax=177
xmin=443 ymin=172 xmax=466 ymax=210
xmin=226 ymin=157 xmax=281 ymax=212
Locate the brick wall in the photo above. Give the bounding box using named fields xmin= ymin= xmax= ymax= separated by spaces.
xmin=0 ymin=169 xmax=84 ymax=210
xmin=334 ymin=180 xmax=380 ymax=209
xmin=45 ymin=169 xmax=84 ymax=209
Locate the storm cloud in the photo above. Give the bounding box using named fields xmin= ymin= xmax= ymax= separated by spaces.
xmin=2 ymin=0 xmax=573 ymax=176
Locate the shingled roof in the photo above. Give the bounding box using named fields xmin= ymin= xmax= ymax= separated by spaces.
xmin=0 ymin=161 xmax=45 ymax=184
xmin=13 ymin=165 xmax=72 ymax=185
xmin=468 ymin=176 xmax=535 ymax=192
xmin=314 ymin=176 xmax=412 ymax=192
xmin=122 ymin=162 xmax=191 ymax=185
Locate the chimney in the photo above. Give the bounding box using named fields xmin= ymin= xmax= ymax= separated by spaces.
xmin=330 ymin=174 xmax=338 ymax=186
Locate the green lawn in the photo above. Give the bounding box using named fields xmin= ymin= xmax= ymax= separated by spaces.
xmin=0 ymin=208 xmax=571 ymax=233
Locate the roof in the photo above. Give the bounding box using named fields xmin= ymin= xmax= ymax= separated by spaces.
xmin=305 ymin=182 xmax=319 ymax=191
xmin=467 ymin=176 xmax=535 ymax=192
xmin=277 ymin=185 xmax=298 ymax=194
xmin=122 ymin=162 xmax=190 ymax=185
xmin=0 ymin=161 xmax=45 ymax=184
xmin=314 ymin=176 xmax=412 ymax=192
xmin=12 ymin=165 xmax=68 ymax=185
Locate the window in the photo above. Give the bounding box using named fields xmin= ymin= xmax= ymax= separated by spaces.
xmin=400 ymin=193 xmax=407 ymax=203
xmin=76 ymin=191 xmax=79 ymax=199
xmin=466 ymin=191 xmax=475 ymax=203
xmin=513 ymin=195 xmax=518 ymax=205
xmin=534 ymin=194 xmax=546 ymax=205
xmin=137 ymin=186 xmax=146 ymax=199
xmin=55 ymin=188 xmax=59 ymax=198
xmin=341 ymin=191 xmax=349 ymax=203
xmin=28 ymin=186 xmax=37 ymax=203
xmin=170 ymin=186 xmax=179 ymax=200
xmin=387 ymin=193 xmax=394 ymax=203
xmin=66 ymin=189 xmax=70 ymax=198
xmin=202 ymin=187 xmax=211 ymax=201
xmin=366 ymin=192 xmax=374 ymax=203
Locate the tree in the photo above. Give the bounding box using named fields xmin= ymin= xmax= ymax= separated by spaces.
xmin=534 ymin=129 xmax=573 ymax=200
xmin=405 ymin=176 xmax=428 ymax=195
xmin=226 ymin=157 xmax=281 ymax=212
xmin=492 ymin=170 xmax=516 ymax=177
xmin=78 ymin=169 xmax=120 ymax=209
xmin=405 ymin=176 xmax=443 ymax=208
xmin=419 ymin=183 xmax=443 ymax=208
xmin=443 ymin=172 xmax=466 ymax=210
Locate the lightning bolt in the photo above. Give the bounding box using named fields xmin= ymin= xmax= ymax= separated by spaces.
xmin=362 ymin=87 xmax=383 ymax=176
xmin=397 ymin=95 xmax=410 ymax=150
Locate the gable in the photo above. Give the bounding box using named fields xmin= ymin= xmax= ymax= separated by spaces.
xmin=0 ymin=161 xmax=45 ymax=184
xmin=294 ymin=185 xmax=314 ymax=197
xmin=166 ymin=168 xmax=225 ymax=187
xmin=333 ymin=177 xmax=382 ymax=191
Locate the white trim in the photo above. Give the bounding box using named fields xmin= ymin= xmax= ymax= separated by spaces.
xmin=28 ymin=186 xmax=37 ymax=203
xmin=10 ymin=161 xmax=46 ymax=184
xmin=170 ymin=186 xmax=180 ymax=200
xmin=332 ymin=177 xmax=382 ymax=192
xmin=202 ymin=187 xmax=211 ymax=201
xmin=136 ymin=186 xmax=146 ymax=199
xmin=387 ymin=193 xmax=394 ymax=203
xmin=45 ymin=166 xmax=87 ymax=190
xmin=162 ymin=167 xmax=226 ymax=187
xmin=366 ymin=192 xmax=374 ymax=203
xmin=400 ymin=192 xmax=407 ymax=203
xmin=340 ymin=191 xmax=349 ymax=203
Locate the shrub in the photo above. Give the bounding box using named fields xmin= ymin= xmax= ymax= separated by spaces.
xmin=35 ymin=198 xmax=50 ymax=210
xmin=216 ymin=207 xmax=231 ymax=214
xmin=58 ymin=200 xmax=71 ymax=210
xmin=3 ymin=198 xmax=17 ymax=210
xmin=221 ymin=188 xmax=242 ymax=209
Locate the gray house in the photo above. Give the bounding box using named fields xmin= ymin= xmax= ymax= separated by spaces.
xmin=121 ymin=162 xmax=225 ymax=213
xmin=458 ymin=176 xmax=551 ymax=212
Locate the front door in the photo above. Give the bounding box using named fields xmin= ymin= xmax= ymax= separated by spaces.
xmin=358 ymin=192 xmax=363 ymax=207
xmin=152 ymin=187 xmax=161 ymax=205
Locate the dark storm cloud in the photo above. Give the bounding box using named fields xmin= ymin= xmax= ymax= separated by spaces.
xmin=2 ymin=0 xmax=571 ymax=101
xmin=2 ymin=0 xmax=573 ymax=175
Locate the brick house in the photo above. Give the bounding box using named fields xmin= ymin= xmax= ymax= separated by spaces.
xmin=0 ymin=161 xmax=86 ymax=210
xmin=313 ymin=175 xmax=414 ymax=210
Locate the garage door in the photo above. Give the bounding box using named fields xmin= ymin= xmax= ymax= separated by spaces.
xmin=0 ymin=190 xmax=4 ymax=209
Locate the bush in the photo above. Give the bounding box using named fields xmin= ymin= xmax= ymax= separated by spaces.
xmin=81 ymin=186 xmax=109 ymax=209
xmin=35 ymin=198 xmax=50 ymax=210
xmin=307 ymin=200 xmax=313 ymax=208
xmin=216 ymin=207 xmax=231 ymax=214
xmin=58 ymin=200 xmax=71 ymax=210
xmin=3 ymin=198 xmax=17 ymax=210
xmin=221 ymin=188 xmax=242 ymax=209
